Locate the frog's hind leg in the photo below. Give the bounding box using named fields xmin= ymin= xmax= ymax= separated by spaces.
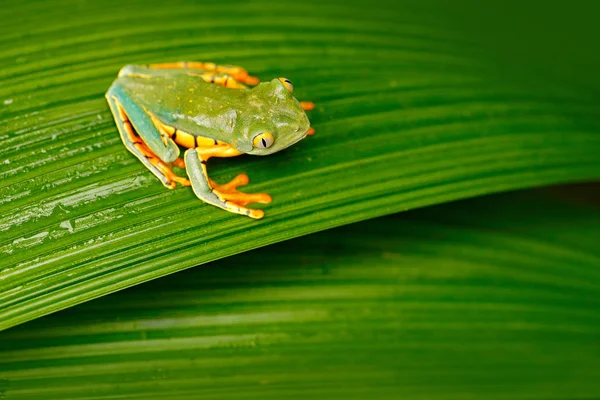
xmin=119 ymin=64 xmax=248 ymax=89
xmin=195 ymin=72 xmax=247 ymax=89
xmin=145 ymin=61 xmax=260 ymax=86
xmin=106 ymin=85 xmax=190 ymax=188
xmin=184 ymin=147 xmax=271 ymax=219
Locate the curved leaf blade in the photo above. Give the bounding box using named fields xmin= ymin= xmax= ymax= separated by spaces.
xmin=0 ymin=190 xmax=599 ymax=399
xmin=1 ymin=0 xmax=600 ymax=330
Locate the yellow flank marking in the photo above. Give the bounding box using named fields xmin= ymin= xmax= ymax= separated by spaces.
xmin=194 ymin=136 xmax=217 ymax=147
xmin=162 ymin=124 xmax=175 ymax=134
xmin=201 ymin=72 xmax=214 ymax=84
xmin=147 ymin=110 xmax=228 ymax=149
xmin=123 ymin=121 xmax=135 ymax=139
xmin=147 ymin=112 xmax=162 ymax=128
xmin=116 ymin=101 xmax=128 ymax=121
xmin=174 ymin=130 xmax=196 ymax=148
xmin=147 ymin=111 xmax=171 ymax=145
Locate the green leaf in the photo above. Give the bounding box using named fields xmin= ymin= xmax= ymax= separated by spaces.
xmin=1 ymin=190 xmax=599 ymax=399
xmin=2 ymin=0 xmax=600 ymax=330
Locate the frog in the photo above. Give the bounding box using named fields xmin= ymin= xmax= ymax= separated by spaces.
xmin=105 ymin=61 xmax=315 ymax=219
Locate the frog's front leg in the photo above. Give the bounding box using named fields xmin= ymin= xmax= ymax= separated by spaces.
xmin=300 ymin=102 xmax=316 ymax=135
xmin=106 ymin=84 xmax=190 ymax=188
xmin=300 ymin=101 xmax=314 ymax=111
xmin=184 ymin=146 xmax=272 ymax=219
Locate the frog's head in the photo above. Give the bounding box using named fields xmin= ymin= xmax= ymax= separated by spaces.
xmin=237 ymin=78 xmax=311 ymax=156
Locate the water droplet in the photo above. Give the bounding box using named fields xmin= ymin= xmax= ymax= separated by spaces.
xmin=60 ymin=220 xmax=74 ymax=233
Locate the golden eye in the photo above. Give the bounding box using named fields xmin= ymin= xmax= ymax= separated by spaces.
xmin=253 ymin=132 xmax=274 ymax=149
xmin=278 ymin=77 xmax=293 ymax=93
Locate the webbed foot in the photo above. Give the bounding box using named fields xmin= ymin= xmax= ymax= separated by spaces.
xmin=209 ymin=174 xmax=272 ymax=218
xmin=184 ymin=148 xmax=271 ymax=219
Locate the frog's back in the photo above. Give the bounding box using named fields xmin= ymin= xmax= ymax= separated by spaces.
xmin=114 ymin=70 xmax=246 ymax=117
xmin=112 ymin=66 xmax=249 ymax=142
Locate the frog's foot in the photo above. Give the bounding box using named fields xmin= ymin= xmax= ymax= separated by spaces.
xmin=138 ymin=145 xmax=191 ymax=188
xmin=184 ymin=148 xmax=270 ymax=219
xmin=209 ymin=174 xmax=271 ymax=219
xmin=300 ymin=102 xmax=315 ymax=135
xmin=210 ymin=174 xmax=272 ymax=207
xmin=161 ymin=164 xmax=191 ymax=187
xmin=300 ymin=101 xmax=315 ymax=111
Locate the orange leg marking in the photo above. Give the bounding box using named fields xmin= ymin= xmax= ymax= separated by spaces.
xmin=197 ymin=144 xmax=243 ymax=161
xmin=173 ymin=158 xmax=186 ymax=169
xmin=195 ymin=145 xmax=271 ymax=217
xmin=147 ymin=61 xmax=260 ymax=86
xmin=209 ymin=173 xmax=272 ymax=208
xmin=150 ymin=157 xmax=191 ymax=187
xmin=196 ymin=72 xmax=246 ymax=89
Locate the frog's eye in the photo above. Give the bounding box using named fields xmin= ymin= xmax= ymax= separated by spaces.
xmin=278 ymin=77 xmax=293 ymax=93
xmin=253 ymin=132 xmax=275 ymax=149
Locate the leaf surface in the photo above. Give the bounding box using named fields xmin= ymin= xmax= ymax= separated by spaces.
xmin=1 ymin=0 xmax=600 ymax=329
xmin=1 ymin=190 xmax=599 ymax=399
